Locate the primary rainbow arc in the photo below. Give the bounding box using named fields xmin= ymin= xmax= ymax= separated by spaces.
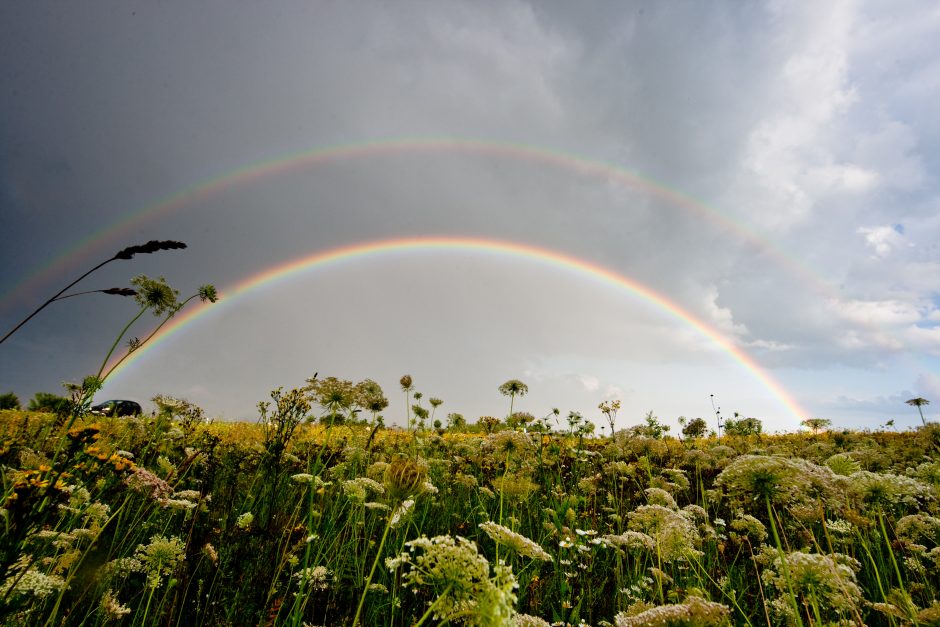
xmin=104 ymin=236 xmax=809 ymax=423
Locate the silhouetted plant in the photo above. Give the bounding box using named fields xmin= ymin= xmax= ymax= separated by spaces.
xmin=599 ymin=399 xmax=621 ymax=435
xmin=0 ymin=240 xmax=186 ymax=344
xmin=498 ymin=379 xmax=528 ymax=421
xmin=906 ymin=397 xmax=930 ymax=426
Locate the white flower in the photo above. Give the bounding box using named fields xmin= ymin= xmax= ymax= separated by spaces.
xmin=235 ymin=512 xmax=254 ymax=530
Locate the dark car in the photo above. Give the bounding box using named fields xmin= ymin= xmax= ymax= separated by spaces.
xmin=90 ymin=400 xmax=142 ymax=417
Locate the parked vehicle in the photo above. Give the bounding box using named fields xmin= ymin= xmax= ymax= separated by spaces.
xmin=90 ymin=400 xmax=142 ymax=417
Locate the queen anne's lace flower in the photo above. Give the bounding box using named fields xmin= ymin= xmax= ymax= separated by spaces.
xmin=134 ymin=535 xmax=186 ymax=589
xmin=895 ymin=513 xmax=940 ymax=545
xmin=614 ymin=596 xmax=731 ymax=626
xmin=848 ymin=471 xmax=933 ymax=512
xmin=388 ymin=534 xmax=518 ymax=627
xmin=715 ymin=455 xmax=842 ymax=510
xmin=478 ymin=522 xmax=552 ymax=561
xmin=627 ymin=505 xmax=701 ymax=562
xmin=294 ymin=565 xmax=331 ymax=591
xmin=758 ymin=549 xmax=862 ymax=622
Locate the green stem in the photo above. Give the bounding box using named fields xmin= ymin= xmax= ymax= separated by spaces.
xmin=101 ymin=294 xmax=201 ymax=381
xmin=413 ymin=585 xmax=453 ymax=627
xmin=0 ymin=255 xmax=118 ymax=345
xmin=352 ymin=513 xmax=394 ymax=627
xmin=97 ymin=306 xmax=148 ymax=379
xmin=766 ymin=495 xmax=804 ymax=627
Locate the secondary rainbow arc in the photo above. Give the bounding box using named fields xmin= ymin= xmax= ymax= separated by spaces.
xmin=2 ymin=137 xmax=829 ymax=309
xmin=103 ymin=236 xmax=809 ymax=423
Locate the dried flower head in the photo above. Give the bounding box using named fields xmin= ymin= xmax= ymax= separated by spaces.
xmin=895 ymin=513 xmax=940 ymax=546
xmin=491 ymin=474 xmax=539 ymax=504
xmin=729 ymin=514 xmax=767 ymax=543
xmin=384 ymin=457 xmax=427 ymax=502
xmin=114 ymin=240 xmax=186 ymax=260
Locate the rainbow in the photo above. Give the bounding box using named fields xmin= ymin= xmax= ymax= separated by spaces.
xmin=2 ymin=137 xmax=826 ymax=309
xmin=104 ymin=236 xmax=809 ymax=422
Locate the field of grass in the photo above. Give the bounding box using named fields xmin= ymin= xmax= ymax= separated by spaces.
xmin=1 ymin=400 xmax=939 ymax=626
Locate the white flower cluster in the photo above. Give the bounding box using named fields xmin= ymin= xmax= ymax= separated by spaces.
xmin=134 ymin=535 xmax=186 ymax=589
xmin=0 ymin=556 xmax=67 ymax=600
xmin=759 ymin=548 xmax=862 ymax=621
xmin=294 ymin=565 xmax=331 ymax=591
xmin=627 ymin=505 xmax=702 ymax=562
xmin=614 ymin=596 xmax=730 ymax=626
xmin=478 ymin=522 xmax=553 ymax=561
xmin=342 ymin=477 xmax=385 ymax=501
xmin=387 ymin=534 xmax=518 ymax=626
xmin=235 ymin=512 xmax=254 ymax=530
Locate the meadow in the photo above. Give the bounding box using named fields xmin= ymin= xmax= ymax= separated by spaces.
xmin=1 ymin=392 xmax=938 ymax=627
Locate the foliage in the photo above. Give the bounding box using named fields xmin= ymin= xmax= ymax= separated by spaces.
xmin=680 ymin=417 xmax=708 ymax=439
xmin=625 ymin=411 xmax=671 ymax=439
xmin=722 ymin=415 xmax=762 ymax=437
xmin=0 ymin=393 xmax=21 ymax=410
xmin=801 ymin=417 xmax=833 ymax=434
xmin=2 ymin=406 xmax=939 ymax=625
xmin=26 ymin=391 xmax=71 ymax=415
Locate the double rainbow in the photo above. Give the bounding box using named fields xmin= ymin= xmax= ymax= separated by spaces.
xmin=104 ymin=236 xmax=809 ymax=422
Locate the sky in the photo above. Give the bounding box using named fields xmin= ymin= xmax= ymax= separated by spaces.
xmin=1 ymin=1 xmax=938 ymax=433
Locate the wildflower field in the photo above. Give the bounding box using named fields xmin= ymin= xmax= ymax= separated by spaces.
xmin=1 ymin=397 xmax=939 ymax=627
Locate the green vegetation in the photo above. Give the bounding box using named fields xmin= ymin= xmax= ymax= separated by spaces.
xmin=0 ymin=394 xmax=21 ymax=411
xmin=1 ymin=397 xmax=938 ymax=626
xmin=2 ymin=252 xmax=937 ymax=624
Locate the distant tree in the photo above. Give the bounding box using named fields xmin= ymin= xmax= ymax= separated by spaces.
xmin=633 ymin=411 xmax=670 ymax=439
xmin=498 ymin=379 xmax=528 ymax=422
xmin=724 ymin=414 xmax=763 ymax=437
xmin=681 ymin=417 xmax=709 ymax=439
xmin=598 ymin=400 xmax=621 ymax=436
xmin=446 ymin=412 xmax=466 ymax=431
xmin=506 ymin=411 xmax=535 ymax=429
xmin=906 ymin=397 xmax=930 ymax=426
xmin=801 ymin=417 xmax=832 ymax=435
xmin=478 ymin=415 xmax=501 ymax=434
xmin=28 ymin=392 xmax=71 ymax=415
xmin=0 ymin=392 xmax=20 ymax=410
